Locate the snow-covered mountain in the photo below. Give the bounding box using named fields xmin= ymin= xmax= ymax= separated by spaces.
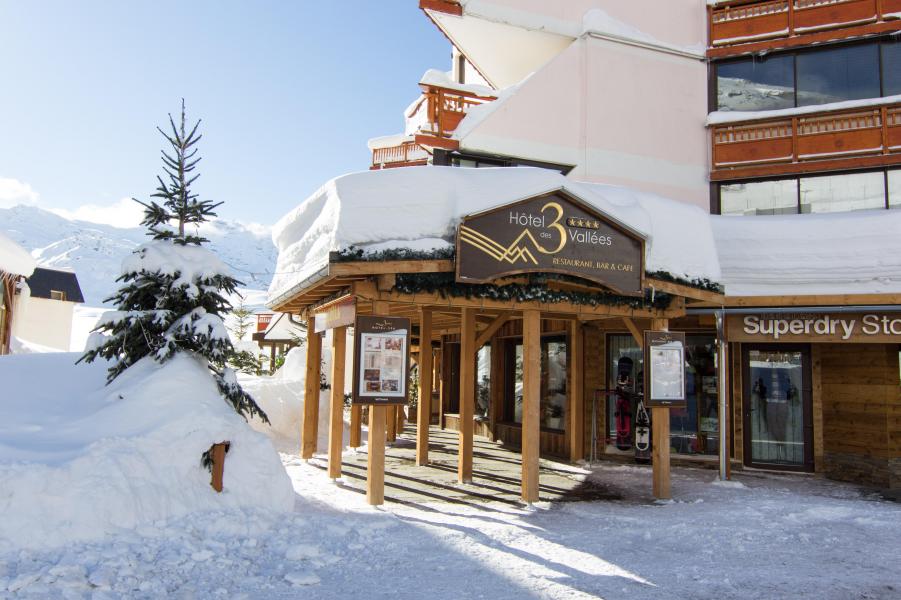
xmin=0 ymin=204 xmax=276 ymax=306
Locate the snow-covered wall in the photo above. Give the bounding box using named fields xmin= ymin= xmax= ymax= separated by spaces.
xmin=268 ymin=166 xmax=720 ymax=306
xmin=11 ymin=295 xmax=75 ymax=352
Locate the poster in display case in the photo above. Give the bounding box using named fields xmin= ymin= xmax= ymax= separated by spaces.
xmin=644 ymin=331 xmax=687 ymax=407
xmin=352 ymin=315 xmax=410 ymax=406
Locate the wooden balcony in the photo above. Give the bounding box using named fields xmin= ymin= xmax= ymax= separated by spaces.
xmin=708 ymin=0 xmax=901 ymax=56
xmin=710 ymin=101 xmax=901 ymax=180
xmin=370 ymin=141 xmax=430 ymax=170
xmin=413 ymin=83 xmax=496 ymax=151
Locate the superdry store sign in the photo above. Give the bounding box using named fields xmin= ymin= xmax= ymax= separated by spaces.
xmin=728 ymin=313 xmax=901 ymax=343
xmin=455 ymin=192 xmax=645 ymax=295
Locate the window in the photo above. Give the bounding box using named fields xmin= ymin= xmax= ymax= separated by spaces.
xmin=506 ymin=336 xmax=567 ymax=430
xmin=49 ymin=290 xmax=66 ymax=301
xmin=717 ymin=54 xmax=795 ymax=112
xmin=796 ymin=43 xmax=880 ymax=106
xmin=800 ymin=171 xmax=886 ymax=213
xmin=882 ymin=40 xmax=901 ymax=97
xmin=715 ymin=41 xmax=891 ymax=113
xmin=890 ymin=170 xmax=901 ymax=209
xmin=720 ymin=179 xmax=799 ymax=216
xmin=719 ymin=169 xmax=897 ymax=215
xmin=606 ymin=335 xmax=644 ymax=444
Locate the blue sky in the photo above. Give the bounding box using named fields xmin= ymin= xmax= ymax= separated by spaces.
xmin=0 ymin=1 xmax=449 ymax=226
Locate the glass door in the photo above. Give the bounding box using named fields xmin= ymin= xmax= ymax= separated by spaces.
xmin=742 ymin=345 xmax=813 ymax=471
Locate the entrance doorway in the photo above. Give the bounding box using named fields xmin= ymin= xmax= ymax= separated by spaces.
xmin=742 ymin=345 xmax=814 ymax=471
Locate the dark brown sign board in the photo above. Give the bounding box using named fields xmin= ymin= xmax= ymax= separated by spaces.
xmin=644 ymin=331 xmax=687 ymax=408
xmin=727 ymin=312 xmax=901 ymax=344
xmin=455 ymin=191 xmax=645 ymax=296
xmin=352 ymin=315 xmax=410 ymax=406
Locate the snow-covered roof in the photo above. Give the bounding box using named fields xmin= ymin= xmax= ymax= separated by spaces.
xmin=269 ymin=165 xmax=901 ymax=304
xmin=712 ymin=210 xmax=901 ymax=297
xmin=268 ymin=166 xmax=719 ymax=305
xmin=419 ymin=69 xmax=498 ymax=98
xmin=0 ymin=231 xmax=36 ymax=277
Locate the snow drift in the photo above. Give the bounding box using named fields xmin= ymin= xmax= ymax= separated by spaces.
xmin=0 ymin=230 xmax=35 ymax=276
xmin=0 ymin=352 xmax=294 ymax=550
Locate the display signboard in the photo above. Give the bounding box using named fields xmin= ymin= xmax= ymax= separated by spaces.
xmin=727 ymin=312 xmax=901 ymax=344
xmin=455 ymin=192 xmax=644 ymax=296
xmin=352 ymin=315 xmax=410 ymax=406
xmin=314 ymin=297 xmax=355 ymax=333
xmin=644 ymin=331 xmax=686 ymax=408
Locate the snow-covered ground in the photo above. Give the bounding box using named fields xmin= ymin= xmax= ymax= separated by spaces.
xmin=2 ymin=454 xmax=899 ymax=599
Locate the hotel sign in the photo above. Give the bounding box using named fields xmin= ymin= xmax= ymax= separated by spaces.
xmin=728 ymin=313 xmax=901 ymax=344
xmin=455 ymin=192 xmax=644 ymax=295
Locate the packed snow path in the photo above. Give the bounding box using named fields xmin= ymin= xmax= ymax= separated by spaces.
xmin=3 ymin=441 xmax=900 ymax=599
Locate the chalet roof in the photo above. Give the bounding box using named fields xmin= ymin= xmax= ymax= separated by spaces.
xmin=26 ymin=267 xmax=85 ymax=303
xmin=252 ymin=312 xmax=303 ymax=343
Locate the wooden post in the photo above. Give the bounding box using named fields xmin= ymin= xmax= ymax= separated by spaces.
xmin=367 ymin=406 xmax=386 ymax=505
xmin=209 ymin=442 xmax=229 ymax=492
xmin=350 ymin=405 xmax=362 ymax=449
xmin=458 ymin=307 xmax=476 ymax=483
xmin=328 ymin=326 xmax=347 ymax=480
xmin=396 ymin=402 xmax=405 ymax=433
xmin=366 ymin=300 xmax=390 ymax=504
xmin=301 ymin=316 xmax=322 ymax=459
xmin=650 ymin=318 xmax=671 ymax=500
xmin=438 ymin=340 xmax=446 ymax=429
xmin=416 ymin=307 xmax=433 ymax=466
xmin=568 ymin=320 xmax=584 ymax=463
xmin=387 ymin=406 xmax=397 ymax=442
xmin=522 ymin=309 xmax=541 ymax=504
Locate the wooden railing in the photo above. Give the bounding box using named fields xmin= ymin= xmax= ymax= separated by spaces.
xmin=711 ymin=101 xmax=901 ymax=174
xmin=418 ymin=84 xmax=495 ymax=142
xmin=709 ymin=0 xmax=901 ymax=47
xmin=370 ymin=141 xmax=429 ymax=170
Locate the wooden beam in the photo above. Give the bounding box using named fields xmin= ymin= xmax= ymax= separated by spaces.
xmin=700 ymin=293 xmax=901 ymax=308
xmin=367 ymin=406 xmax=386 ymax=505
xmin=568 ymin=320 xmax=584 ymax=463
xmin=328 ymin=326 xmax=347 ymax=480
xmin=417 ymin=307 xmax=433 ymax=466
xmin=522 ymin=309 xmax=541 ymax=504
xmin=329 ymin=259 xmax=454 ymax=277
xmin=622 ymin=317 xmax=644 ymax=348
xmin=301 ymin=316 xmax=322 ymax=459
xmin=710 ymin=152 xmax=901 ymax=182
xmin=475 ymin=312 xmax=511 ymax=349
xmin=387 ymin=406 xmax=397 ymax=443
xmin=458 ymin=307 xmax=476 ymax=483
xmin=645 ymin=278 xmax=724 ymax=304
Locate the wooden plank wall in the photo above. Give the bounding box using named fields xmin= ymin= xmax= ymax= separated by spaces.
xmin=495 ymin=423 xmax=566 ymax=458
xmin=731 ymin=342 xmax=743 ymax=465
xmin=582 ymin=326 xmax=606 ymax=459
xmin=820 ymin=343 xmax=899 ymax=488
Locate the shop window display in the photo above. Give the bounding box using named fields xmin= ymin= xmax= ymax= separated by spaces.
xmin=475 ymin=344 xmax=491 ymax=419
xmin=507 ymin=337 xmax=567 ymax=430
xmin=605 ymin=333 xmax=717 ymax=455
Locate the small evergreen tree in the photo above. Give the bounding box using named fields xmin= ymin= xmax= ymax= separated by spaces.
xmin=230 ymin=299 xmax=254 ymax=342
xmin=80 ymin=100 xmax=267 ymax=423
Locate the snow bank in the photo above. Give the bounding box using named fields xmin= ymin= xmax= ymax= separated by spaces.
xmin=0 ymin=231 xmax=35 ymax=276
xmin=269 ymin=167 xmax=721 ymax=305
xmin=712 ymin=210 xmax=901 ymax=296
xmin=419 ymin=68 xmax=497 ymax=98
xmin=0 ymin=352 xmax=294 ymax=550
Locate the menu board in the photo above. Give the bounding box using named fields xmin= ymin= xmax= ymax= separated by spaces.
xmin=352 ymin=315 xmax=410 ymax=406
xmin=644 ymin=331 xmax=686 ymax=407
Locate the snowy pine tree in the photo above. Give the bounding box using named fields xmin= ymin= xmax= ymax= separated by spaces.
xmin=80 ymin=100 xmax=267 ymax=423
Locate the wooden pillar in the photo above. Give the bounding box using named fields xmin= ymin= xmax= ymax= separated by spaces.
xmin=438 ymin=340 xmax=446 ymax=429
xmin=458 ymin=308 xmax=476 ymax=483
xmin=650 ymin=318 xmax=670 ymax=500
xmin=522 ymin=309 xmax=541 ymax=504
xmin=416 ymin=308 xmax=433 ymax=466
xmin=328 ymin=326 xmax=347 ymax=480
xmin=301 ymin=316 xmax=322 ymax=459
xmin=367 ymin=300 xmax=390 ymax=504
xmin=270 ymin=343 xmax=277 ymax=374
xmin=568 ymin=320 xmax=584 ymax=463
xmin=367 ymin=406 xmax=386 ymax=505
xmin=396 ymin=401 xmax=405 ymax=433
xmin=350 ymin=405 xmax=362 ymax=449
xmin=387 ymin=406 xmax=397 ymax=442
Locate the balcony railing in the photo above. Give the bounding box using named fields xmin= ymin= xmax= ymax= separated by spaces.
xmin=415 ymin=84 xmax=495 ymax=148
xmin=371 ymin=141 xmax=430 ymax=170
xmin=709 ymin=0 xmax=901 ymax=48
xmin=711 ymin=101 xmax=901 ymax=176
